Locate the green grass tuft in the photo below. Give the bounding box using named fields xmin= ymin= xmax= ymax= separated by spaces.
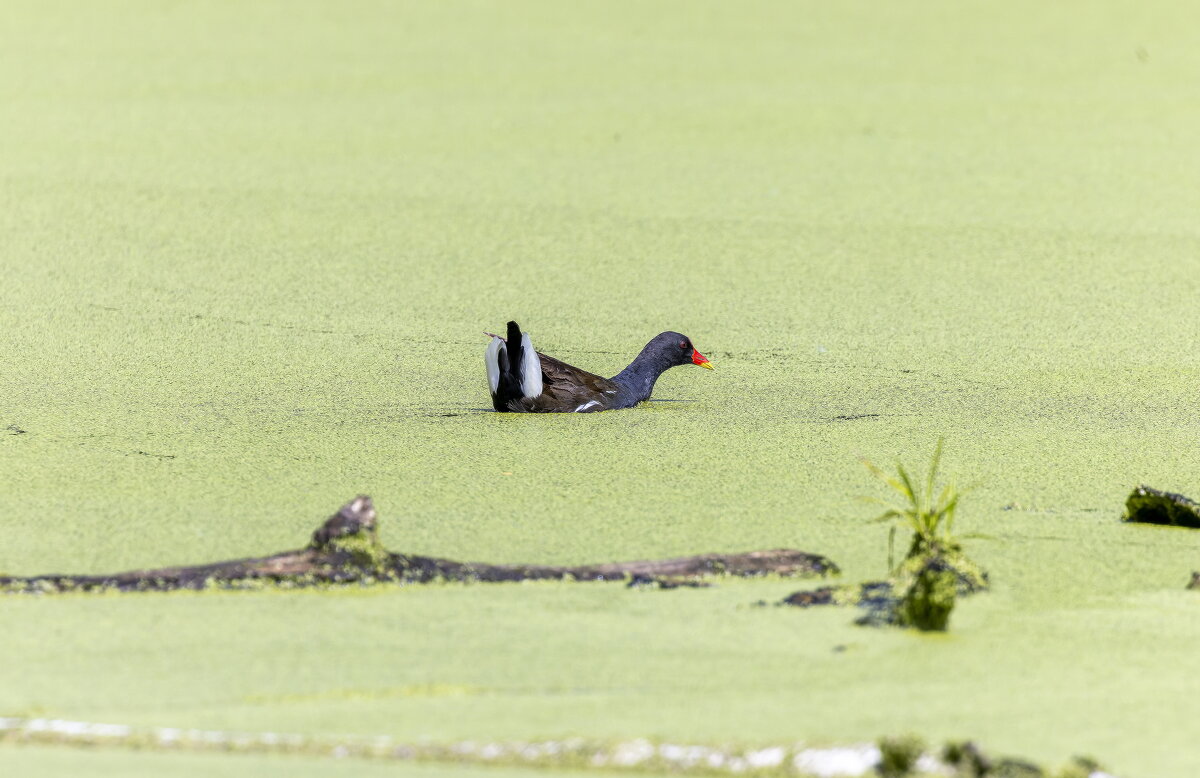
xmin=862 ymin=439 xmax=964 ymax=557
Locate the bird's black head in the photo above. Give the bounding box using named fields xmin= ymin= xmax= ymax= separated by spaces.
xmin=649 ymin=331 xmax=714 ymax=369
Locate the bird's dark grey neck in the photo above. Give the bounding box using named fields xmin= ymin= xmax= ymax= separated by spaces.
xmin=610 ymin=349 xmax=676 ymax=406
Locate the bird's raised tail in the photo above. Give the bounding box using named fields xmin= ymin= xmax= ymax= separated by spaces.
xmin=485 ymin=321 xmax=543 ymax=411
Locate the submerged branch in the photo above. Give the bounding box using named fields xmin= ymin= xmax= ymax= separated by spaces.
xmin=0 ymin=496 xmax=839 ymax=594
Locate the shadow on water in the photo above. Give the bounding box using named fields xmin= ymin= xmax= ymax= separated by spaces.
xmin=423 ymin=399 xmax=696 ymax=418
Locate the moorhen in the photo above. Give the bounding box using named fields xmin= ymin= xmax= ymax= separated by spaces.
xmin=485 ymin=321 xmax=713 ymax=413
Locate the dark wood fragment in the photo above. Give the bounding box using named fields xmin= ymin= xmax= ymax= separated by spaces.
xmin=1124 ymin=485 xmax=1200 ymax=528
xmin=0 ymin=496 xmax=838 ymax=594
xmin=782 ymin=588 xmax=836 ymax=607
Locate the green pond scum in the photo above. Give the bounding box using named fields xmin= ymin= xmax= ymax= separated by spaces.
xmin=3 ymin=0 xmax=1200 ymax=777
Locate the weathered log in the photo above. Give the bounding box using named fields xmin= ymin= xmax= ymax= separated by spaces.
xmin=1123 ymin=485 xmax=1200 ymax=528
xmin=0 ymin=496 xmax=839 ymax=594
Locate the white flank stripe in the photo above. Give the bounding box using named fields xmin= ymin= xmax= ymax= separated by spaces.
xmin=520 ymin=333 xmax=543 ymax=398
xmin=574 ymin=400 xmax=600 ymax=413
xmin=484 ymin=337 xmax=503 ymax=394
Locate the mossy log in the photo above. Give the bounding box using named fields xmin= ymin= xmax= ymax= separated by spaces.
xmin=0 ymin=496 xmax=839 ymax=594
xmin=1123 ymin=485 xmax=1200 ymax=528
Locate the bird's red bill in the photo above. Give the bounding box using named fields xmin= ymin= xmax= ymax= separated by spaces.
xmin=692 ymin=349 xmax=714 ymax=369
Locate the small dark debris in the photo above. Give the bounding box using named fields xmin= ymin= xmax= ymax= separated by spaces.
xmin=311 ymin=495 xmax=377 ymax=548
xmin=1188 ymin=572 xmax=1200 ymax=590
xmin=832 ymin=413 xmax=881 ymax=422
xmin=858 ymin=581 xmax=897 ymax=604
xmin=854 ymin=582 xmax=907 ymax=627
xmin=782 ymin=587 xmax=836 ymax=607
xmin=5 ymin=425 xmax=25 ymax=435
xmin=130 ymin=451 xmax=176 ymax=459
xmin=626 ymin=574 xmax=712 ymax=590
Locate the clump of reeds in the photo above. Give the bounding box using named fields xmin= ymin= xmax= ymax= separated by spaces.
xmin=860 ymin=440 xmax=986 ymax=631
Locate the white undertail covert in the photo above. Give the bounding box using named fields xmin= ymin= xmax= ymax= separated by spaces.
xmin=484 ymin=333 xmax=543 ymax=399
xmin=484 ymin=336 xmax=502 ymax=393
xmin=519 ymin=333 xmax=543 ymax=398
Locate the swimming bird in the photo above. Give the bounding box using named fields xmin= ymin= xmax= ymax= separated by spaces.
xmin=484 ymin=321 xmax=713 ymax=413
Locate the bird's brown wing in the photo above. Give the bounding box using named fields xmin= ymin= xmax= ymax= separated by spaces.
xmin=509 ymin=352 xmax=620 ymax=413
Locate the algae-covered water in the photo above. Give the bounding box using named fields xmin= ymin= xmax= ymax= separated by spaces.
xmin=3 ymin=1 xmax=1200 ymax=776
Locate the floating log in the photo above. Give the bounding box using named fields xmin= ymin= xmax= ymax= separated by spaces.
xmin=1123 ymin=485 xmax=1200 ymax=528
xmin=0 ymin=496 xmax=839 ymax=594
